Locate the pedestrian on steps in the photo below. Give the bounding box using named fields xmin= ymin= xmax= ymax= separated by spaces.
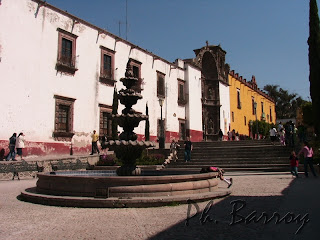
xmin=184 ymin=136 xmax=193 ymax=162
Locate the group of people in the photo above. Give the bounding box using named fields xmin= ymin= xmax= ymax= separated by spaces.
xmin=169 ymin=136 xmax=193 ymax=163
xmin=274 ymin=121 xmax=298 ymax=147
xmin=227 ymin=129 xmax=239 ymax=141
xmin=4 ymin=132 xmax=26 ymax=161
xmin=170 ymin=137 xmax=233 ymax=188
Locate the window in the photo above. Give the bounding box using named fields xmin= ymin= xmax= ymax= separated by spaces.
xmin=56 ymin=28 xmax=78 ymax=74
xmin=99 ymin=104 xmax=113 ymax=139
xmin=232 ymin=112 xmax=234 ymax=122
xmin=157 ymin=71 xmax=165 ymax=98
xmin=53 ymin=95 xmax=75 ymax=140
xmin=270 ymin=107 xmax=273 ymax=122
xmin=252 ymin=98 xmax=256 ymax=115
xmin=57 ymin=105 xmax=69 ymax=131
xmin=237 ymin=88 xmax=241 ymax=109
xmin=244 ymin=116 xmax=247 ymax=126
xmin=179 ymin=119 xmax=186 ymax=140
xmin=261 ymin=102 xmax=265 ymax=120
xmin=100 ymin=46 xmax=116 ymax=86
xmin=178 ymin=79 xmax=187 ymax=105
xmin=129 ymin=58 xmax=142 ymax=92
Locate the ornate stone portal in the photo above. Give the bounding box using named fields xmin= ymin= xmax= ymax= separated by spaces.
xmin=193 ymin=42 xmax=230 ymax=141
xmin=104 ymin=61 xmax=155 ymax=176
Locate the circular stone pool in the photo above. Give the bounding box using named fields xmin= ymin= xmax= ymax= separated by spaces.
xmin=20 ymin=170 xmax=231 ymax=208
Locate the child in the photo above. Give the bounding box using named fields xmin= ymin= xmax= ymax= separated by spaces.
xmin=289 ymin=151 xmax=299 ymax=178
xmin=170 ymin=139 xmax=180 ymax=162
xmin=279 ymin=128 xmax=286 ymax=146
xmin=200 ymin=166 xmax=233 ymax=188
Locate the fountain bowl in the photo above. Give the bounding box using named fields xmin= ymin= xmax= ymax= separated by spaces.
xmin=19 ymin=169 xmax=231 ymax=208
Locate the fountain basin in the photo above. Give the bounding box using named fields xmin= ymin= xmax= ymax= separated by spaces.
xmin=20 ymin=170 xmax=231 ymax=208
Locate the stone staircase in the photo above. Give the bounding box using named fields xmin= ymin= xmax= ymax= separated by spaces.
xmin=168 ymin=140 xmax=293 ymax=172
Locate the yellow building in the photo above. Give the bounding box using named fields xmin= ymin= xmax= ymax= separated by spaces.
xmin=229 ymin=70 xmax=276 ymax=137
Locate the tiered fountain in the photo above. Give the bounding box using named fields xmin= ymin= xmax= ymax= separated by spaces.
xmin=20 ymin=62 xmax=231 ymax=208
xmin=105 ymin=62 xmax=154 ymax=176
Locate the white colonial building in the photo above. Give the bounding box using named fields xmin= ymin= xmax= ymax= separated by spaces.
xmin=0 ymin=0 xmax=208 ymax=156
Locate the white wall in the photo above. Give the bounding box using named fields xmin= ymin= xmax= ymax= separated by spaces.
xmin=0 ymin=0 xmax=202 ymax=148
xmin=219 ymin=82 xmax=231 ymax=134
xmin=185 ymin=64 xmax=202 ymax=132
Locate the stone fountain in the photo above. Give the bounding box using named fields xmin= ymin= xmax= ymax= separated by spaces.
xmin=104 ymin=61 xmax=155 ymax=176
xmin=19 ymin=62 xmax=231 ymax=208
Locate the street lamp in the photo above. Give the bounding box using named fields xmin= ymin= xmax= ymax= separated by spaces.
xmin=254 ymin=102 xmax=259 ymax=140
xmin=158 ymin=98 xmax=165 ymax=149
xmin=249 ymin=120 xmax=253 ymax=139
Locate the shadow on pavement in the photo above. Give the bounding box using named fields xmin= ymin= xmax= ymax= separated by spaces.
xmin=149 ymin=177 xmax=320 ymax=240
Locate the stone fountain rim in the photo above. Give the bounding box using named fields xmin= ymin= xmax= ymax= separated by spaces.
xmin=37 ymin=170 xmax=218 ymax=180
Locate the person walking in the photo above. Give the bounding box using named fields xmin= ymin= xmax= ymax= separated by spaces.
xmin=15 ymin=132 xmax=25 ymax=161
xmin=6 ymin=133 xmax=17 ymax=161
xmin=170 ymin=139 xmax=180 ymax=162
xmin=279 ymin=128 xmax=286 ymax=146
xmin=289 ymin=151 xmax=299 ymax=178
xmin=184 ymin=136 xmax=193 ymax=162
xmin=269 ymin=127 xmax=277 ymax=145
xmin=218 ymin=129 xmax=223 ymax=141
xmin=298 ymin=141 xmax=317 ymax=178
xmin=90 ymin=130 xmax=100 ymax=155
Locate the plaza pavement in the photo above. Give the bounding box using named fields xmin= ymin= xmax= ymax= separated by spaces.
xmin=0 ymin=171 xmax=319 ymax=240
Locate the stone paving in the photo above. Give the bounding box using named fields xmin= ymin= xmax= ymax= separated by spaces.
xmin=0 ymin=172 xmax=319 ymax=240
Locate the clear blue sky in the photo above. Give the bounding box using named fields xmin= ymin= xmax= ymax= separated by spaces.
xmin=47 ymin=0 xmax=317 ymax=100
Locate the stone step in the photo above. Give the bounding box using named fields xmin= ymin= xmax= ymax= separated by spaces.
xmin=168 ymin=140 xmax=292 ymax=172
xmin=177 ymin=152 xmax=289 ymax=157
xmin=184 ymin=140 xmax=281 ymax=146
xmin=173 ymin=159 xmax=289 ymax=164
xmin=169 ymin=163 xmax=289 ymax=169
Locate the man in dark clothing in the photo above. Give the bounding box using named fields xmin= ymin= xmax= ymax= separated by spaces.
xmin=218 ymin=129 xmax=223 ymax=141
xmin=184 ymin=136 xmax=193 ymax=162
xmin=6 ymin=133 xmax=17 ymax=161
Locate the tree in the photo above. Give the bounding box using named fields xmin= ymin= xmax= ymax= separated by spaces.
xmin=308 ymin=0 xmax=320 ymax=136
xmin=145 ymin=103 xmax=150 ymax=141
xmin=263 ymin=85 xmax=306 ymax=119
xmin=112 ymin=86 xmax=119 ymax=140
xmin=302 ymin=102 xmax=313 ymax=126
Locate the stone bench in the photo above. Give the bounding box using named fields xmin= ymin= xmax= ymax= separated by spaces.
xmin=50 ymin=159 xmax=91 ymax=172
xmin=0 ymin=160 xmax=44 ymax=180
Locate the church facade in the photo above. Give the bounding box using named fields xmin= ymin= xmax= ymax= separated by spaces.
xmin=0 ymin=0 xmax=275 ymax=157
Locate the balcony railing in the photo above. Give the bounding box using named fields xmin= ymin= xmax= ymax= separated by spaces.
xmin=178 ymin=97 xmax=188 ymax=106
xmin=99 ymin=69 xmax=116 ymax=86
xmin=201 ymin=98 xmax=220 ymax=106
xmin=56 ymin=55 xmax=78 ymax=74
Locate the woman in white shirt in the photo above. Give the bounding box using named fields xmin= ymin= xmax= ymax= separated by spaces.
xmin=15 ymin=132 xmax=25 ymax=160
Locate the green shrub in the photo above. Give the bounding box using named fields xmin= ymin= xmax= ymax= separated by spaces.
xmin=136 ymin=150 xmax=165 ymax=165
xmin=95 ymin=154 xmax=118 ymax=166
